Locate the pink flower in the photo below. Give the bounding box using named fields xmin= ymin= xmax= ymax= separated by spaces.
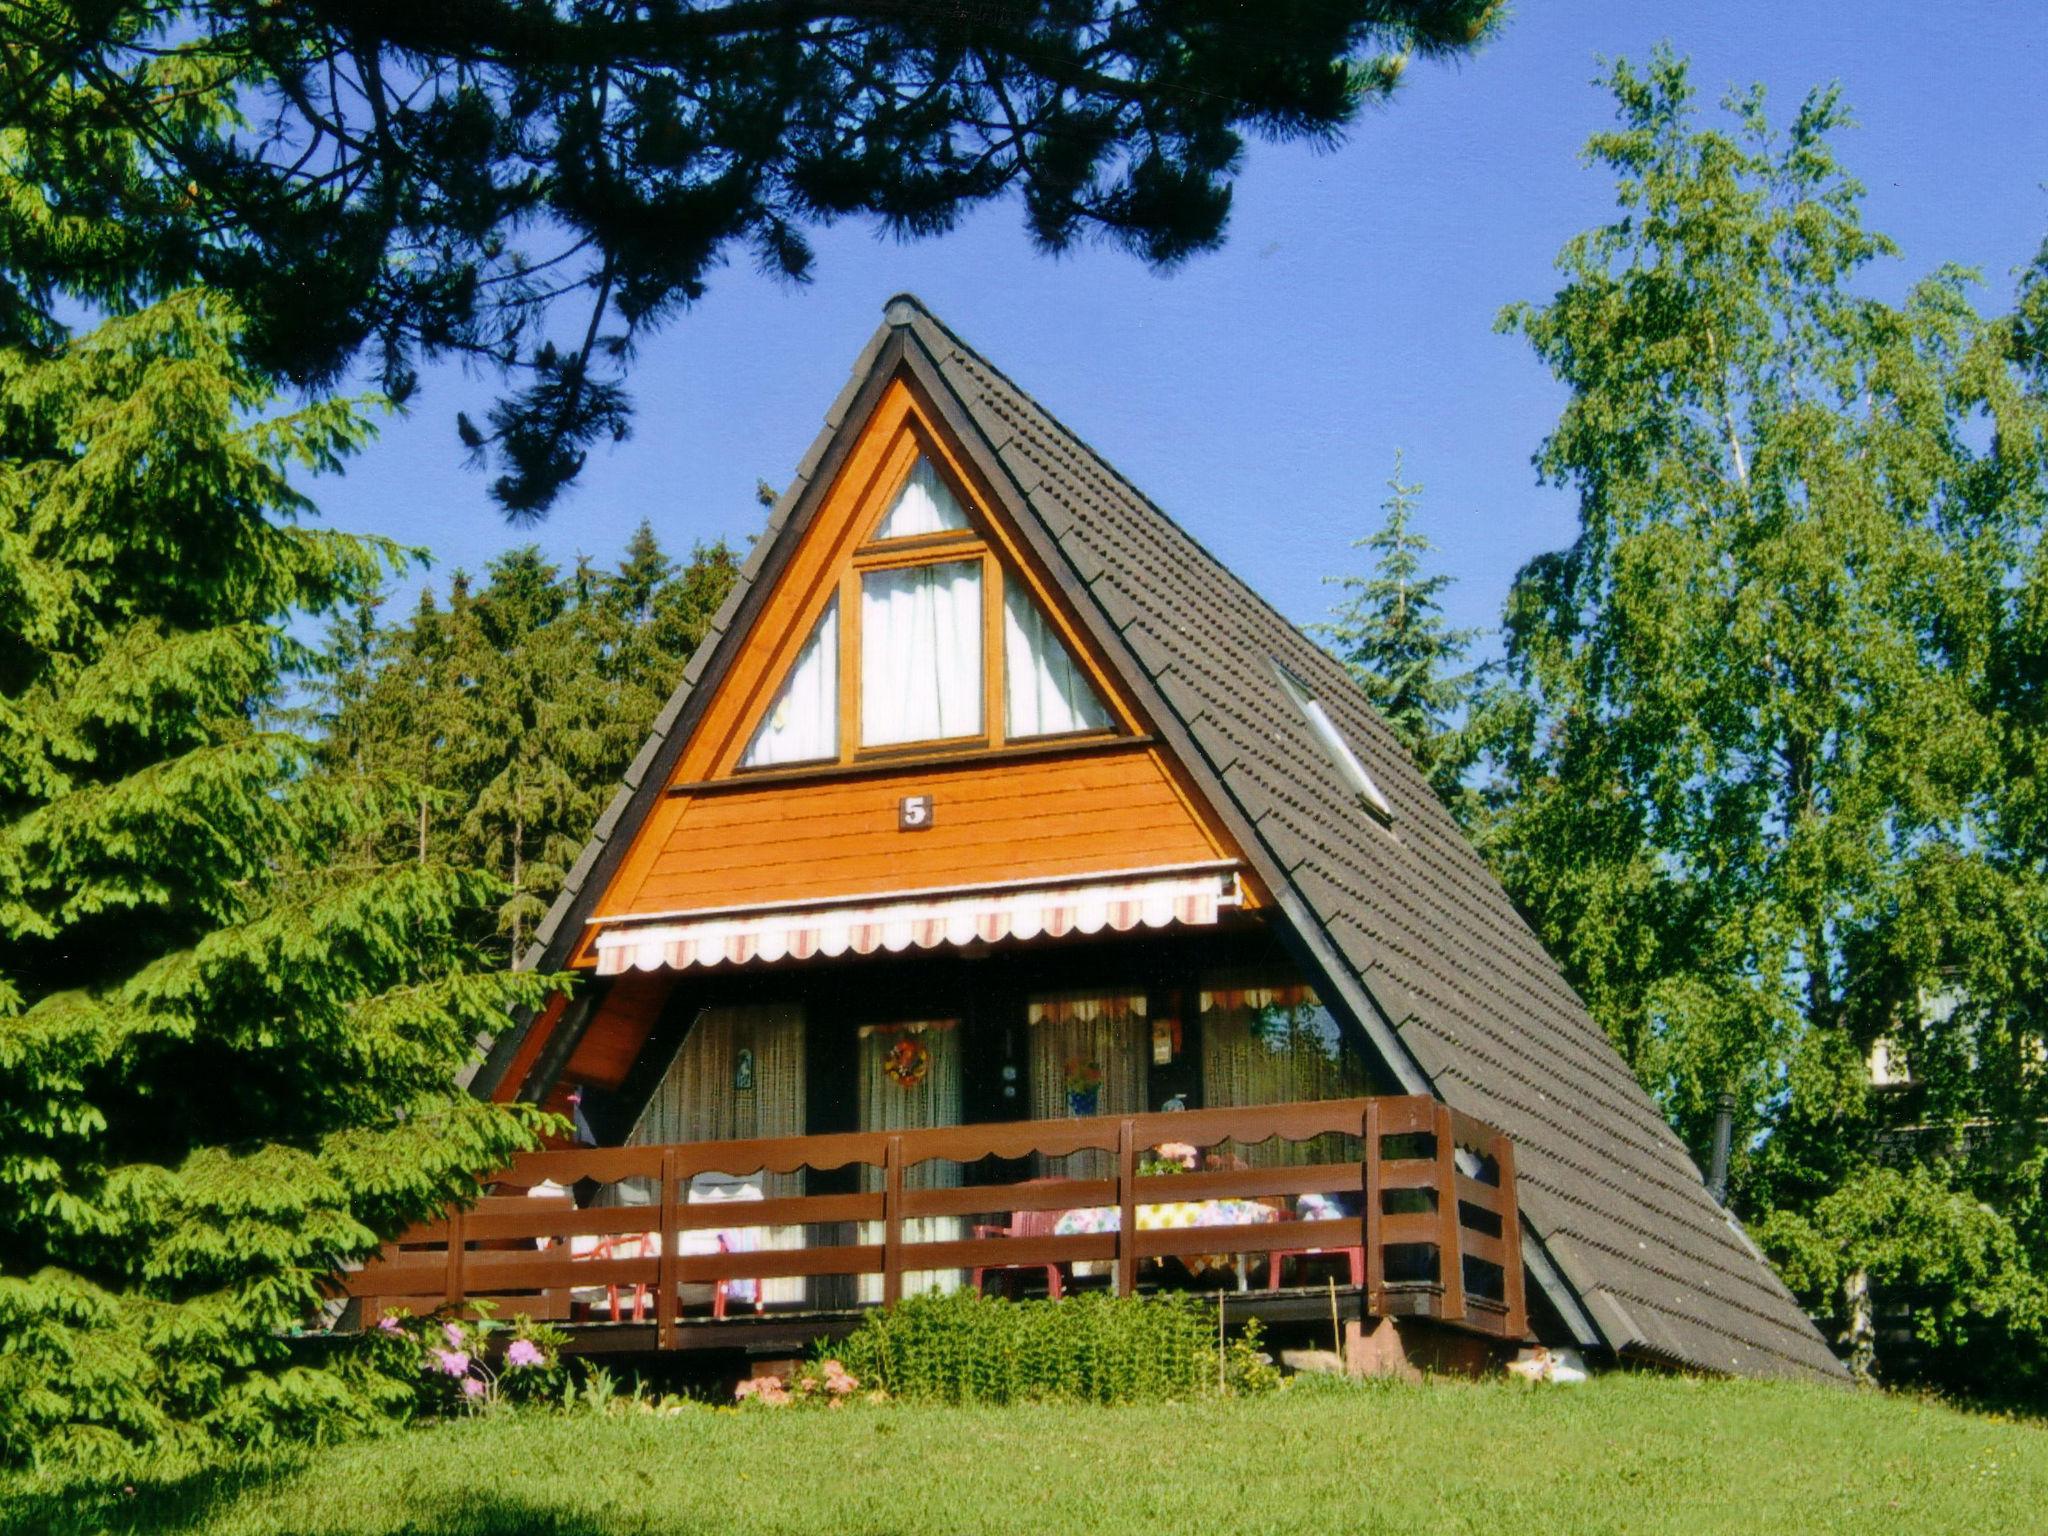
xmin=461 ymin=1377 xmax=485 ymax=1399
xmin=376 ymin=1315 xmax=402 ymax=1333
xmin=432 ymin=1349 xmax=470 ymax=1376
xmin=442 ymin=1322 xmax=466 ymax=1348
xmin=735 ymin=1374 xmax=790 ymax=1406
xmin=504 ymin=1339 xmax=544 ymax=1369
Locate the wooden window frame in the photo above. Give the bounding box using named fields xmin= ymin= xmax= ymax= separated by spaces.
xmin=729 ymin=435 xmax=1127 ymax=777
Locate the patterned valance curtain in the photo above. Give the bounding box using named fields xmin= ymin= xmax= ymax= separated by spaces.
xmin=857 ymin=1021 xmax=963 ymax=1301
xmin=1029 ymin=990 xmax=1149 ymax=1177
xmin=1199 ymin=981 xmax=1366 ymax=1167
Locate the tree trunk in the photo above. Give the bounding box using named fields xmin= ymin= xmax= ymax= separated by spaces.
xmin=1843 ymin=1267 xmax=1876 ymax=1383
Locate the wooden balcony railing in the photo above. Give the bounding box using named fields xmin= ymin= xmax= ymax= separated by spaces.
xmin=342 ymin=1095 xmax=1527 ymax=1345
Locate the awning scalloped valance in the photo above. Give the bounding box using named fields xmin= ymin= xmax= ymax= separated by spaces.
xmin=591 ymin=868 xmax=1241 ymax=976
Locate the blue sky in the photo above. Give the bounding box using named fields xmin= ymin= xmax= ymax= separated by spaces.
xmin=313 ymin=0 xmax=2048 ymax=654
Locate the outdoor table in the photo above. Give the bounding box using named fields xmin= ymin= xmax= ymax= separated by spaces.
xmin=1052 ymin=1198 xmax=1281 ymax=1285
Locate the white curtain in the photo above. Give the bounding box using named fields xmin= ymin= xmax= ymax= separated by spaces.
xmin=741 ymin=597 xmax=838 ymax=767
xmin=860 ymin=560 xmax=983 ymax=746
xmin=1005 ymin=581 xmax=1113 ymax=738
xmin=856 ymin=1022 xmax=964 ymax=1302
xmin=1200 ymin=984 xmax=1368 ymax=1167
xmin=875 ymin=457 xmax=970 ymax=539
xmin=1029 ymin=991 xmax=1149 ymax=1178
xmin=625 ymin=1003 xmax=810 ymax=1304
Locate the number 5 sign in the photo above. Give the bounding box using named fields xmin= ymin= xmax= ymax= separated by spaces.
xmin=898 ymin=794 xmax=935 ymax=831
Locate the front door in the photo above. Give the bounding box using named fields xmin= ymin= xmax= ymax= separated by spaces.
xmin=856 ymin=1020 xmax=964 ymax=1300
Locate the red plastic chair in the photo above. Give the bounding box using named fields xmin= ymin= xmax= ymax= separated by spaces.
xmin=970 ymin=1183 xmax=1074 ymax=1299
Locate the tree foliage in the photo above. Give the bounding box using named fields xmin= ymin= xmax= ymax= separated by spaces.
xmin=308 ymin=522 xmax=738 ymax=964
xmin=1315 ymin=449 xmax=1478 ymax=809
xmin=0 ymin=293 xmax=558 ymax=1467
xmin=0 ymin=0 xmax=1505 ymax=514
xmin=1485 ymin=50 xmax=2048 ymax=1387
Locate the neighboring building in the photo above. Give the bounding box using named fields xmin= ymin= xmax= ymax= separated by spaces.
xmin=448 ymin=296 xmax=1843 ymax=1382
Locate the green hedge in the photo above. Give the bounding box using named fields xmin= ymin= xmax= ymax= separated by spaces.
xmin=824 ymin=1292 xmax=1266 ymax=1405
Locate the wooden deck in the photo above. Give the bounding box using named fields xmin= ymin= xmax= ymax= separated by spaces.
xmin=341 ymin=1096 xmax=1528 ymax=1349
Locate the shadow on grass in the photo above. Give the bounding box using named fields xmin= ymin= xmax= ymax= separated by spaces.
xmin=3 ymin=1470 xmax=693 ymax=1536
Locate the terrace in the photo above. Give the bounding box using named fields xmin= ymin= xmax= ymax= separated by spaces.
xmin=342 ymin=1096 xmax=1526 ymax=1358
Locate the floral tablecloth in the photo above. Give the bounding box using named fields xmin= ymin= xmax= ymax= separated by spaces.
xmin=1053 ymin=1199 xmax=1281 ymax=1278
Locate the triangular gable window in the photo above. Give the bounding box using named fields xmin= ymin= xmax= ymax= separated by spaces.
xmin=725 ymin=421 xmax=1130 ymax=773
xmin=1004 ymin=581 xmax=1112 ymax=738
xmin=740 ymin=597 xmax=838 ymax=767
xmin=873 ymin=457 xmax=970 ymax=539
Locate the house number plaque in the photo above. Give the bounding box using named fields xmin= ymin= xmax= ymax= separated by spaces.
xmin=898 ymin=794 xmax=934 ymax=830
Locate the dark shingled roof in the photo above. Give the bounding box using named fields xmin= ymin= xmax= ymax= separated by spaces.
xmin=489 ymin=296 xmax=1846 ymax=1384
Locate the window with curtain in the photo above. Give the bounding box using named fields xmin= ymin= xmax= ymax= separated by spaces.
xmin=856 ymin=1021 xmax=964 ymax=1301
xmin=1028 ymin=991 xmax=1149 ymax=1177
xmin=1200 ymin=981 xmax=1368 ymax=1167
xmin=874 ymin=457 xmax=971 ymax=539
xmin=740 ymin=597 xmax=838 ymax=768
xmin=1004 ymin=582 xmax=1113 ymax=738
xmin=625 ymin=1003 xmax=811 ymax=1303
xmin=860 ymin=559 xmax=983 ymax=746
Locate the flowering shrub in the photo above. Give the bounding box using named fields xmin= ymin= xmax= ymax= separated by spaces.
xmin=733 ymin=1358 xmax=870 ymax=1408
xmin=358 ymin=1308 xmax=568 ymax=1417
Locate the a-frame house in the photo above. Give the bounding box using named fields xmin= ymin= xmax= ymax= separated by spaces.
xmin=453 ymin=296 xmax=1843 ymax=1382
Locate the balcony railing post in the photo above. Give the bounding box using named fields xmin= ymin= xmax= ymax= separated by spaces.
xmin=1495 ymin=1129 xmax=1527 ymax=1339
xmin=1115 ymin=1117 xmax=1138 ymax=1297
xmin=1361 ymin=1101 xmax=1384 ymax=1313
xmin=657 ymin=1146 xmax=680 ymax=1350
xmin=444 ymin=1203 xmax=465 ymax=1310
xmin=1432 ymin=1101 xmax=1467 ymax=1322
xmin=882 ymin=1134 xmax=905 ymax=1307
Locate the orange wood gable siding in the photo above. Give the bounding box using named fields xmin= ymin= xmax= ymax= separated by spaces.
xmin=571 ymin=377 xmax=1246 ymax=965
xmin=628 ymin=743 xmax=1222 ymax=915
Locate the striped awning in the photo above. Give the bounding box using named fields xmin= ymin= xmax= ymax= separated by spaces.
xmin=592 ymin=868 xmax=1240 ymax=976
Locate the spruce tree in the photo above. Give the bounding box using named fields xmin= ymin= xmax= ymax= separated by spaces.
xmin=309 ymin=525 xmax=738 ymax=964
xmin=0 ymin=295 xmax=556 ymax=1465
xmin=1317 ymin=451 xmax=1477 ymax=810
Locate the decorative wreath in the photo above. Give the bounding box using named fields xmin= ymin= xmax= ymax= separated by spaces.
xmin=883 ymin=1037 xmax=932 ymax=1088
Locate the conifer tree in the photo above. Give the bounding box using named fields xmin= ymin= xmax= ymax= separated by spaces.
xmin=1317 ymin=451 xmax=1477 ymax=810
xmin=309 ymin=524 xmax=738 ymax=964
xmin=0 ymin=295 xmax=557 ymax=1464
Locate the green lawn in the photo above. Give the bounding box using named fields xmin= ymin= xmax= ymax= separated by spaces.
xmin=11 ymin=1375 xmax=2043 ymax=1536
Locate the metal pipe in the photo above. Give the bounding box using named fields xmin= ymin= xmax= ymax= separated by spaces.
xmin=1707 ymin=1092 xmax=1736 ymax=1204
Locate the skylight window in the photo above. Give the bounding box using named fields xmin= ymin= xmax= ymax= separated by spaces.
xmin=874 ymin=457 xmax=971 ymax=539
xmin=1272 ymin=659 xmax=1393 ymax=824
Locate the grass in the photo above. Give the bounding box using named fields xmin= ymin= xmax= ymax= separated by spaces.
xmin=8 ymin=1374 xmax=2043 ymax=1536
